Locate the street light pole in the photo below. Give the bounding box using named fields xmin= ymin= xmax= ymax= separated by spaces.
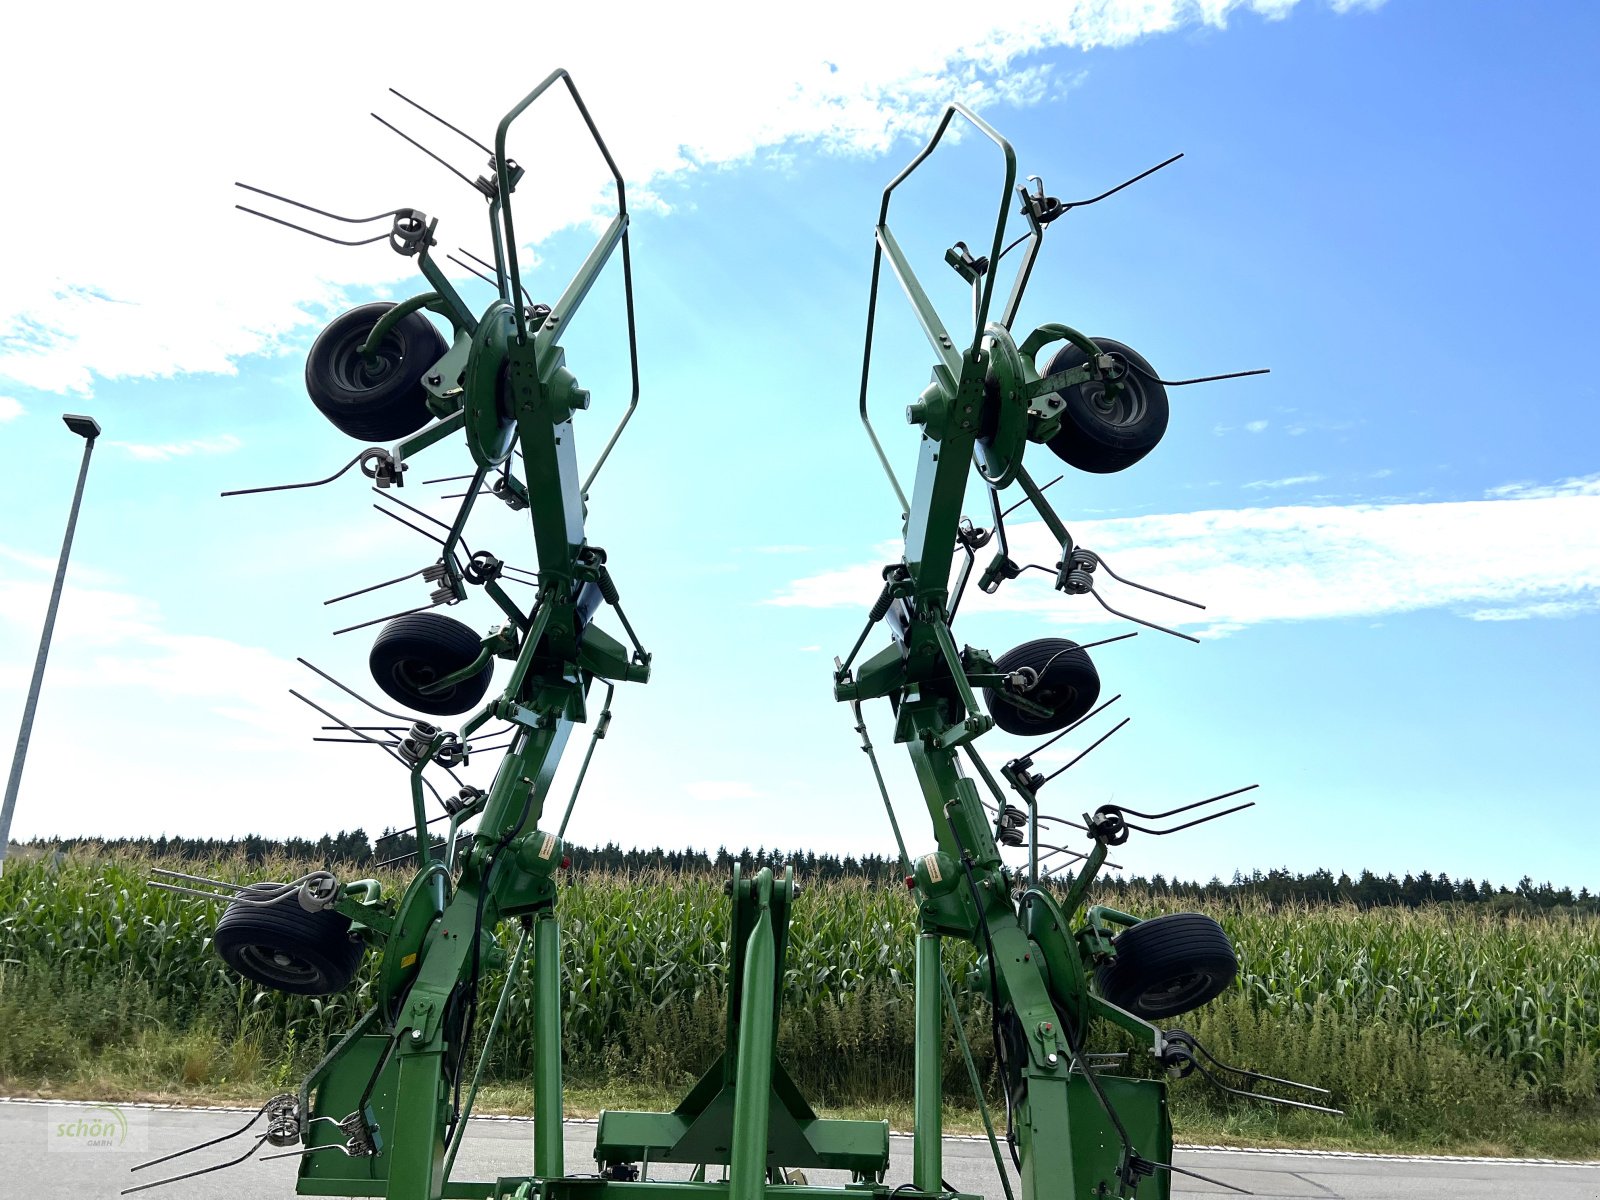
xmin=0 ymin=413 xmax=102 ymax=873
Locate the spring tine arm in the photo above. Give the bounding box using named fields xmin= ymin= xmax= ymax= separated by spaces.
xmin=1186 ymin=1053 xmax=1343 ymax=1114
xmin=127 ymin=1096 xmax=274 ymax=1173
xmin=221 ymin=449 xmax=377 ymax=498
xmin=1188 ymin=1036 xmax=1333 ymax=1095
xmin=1088 ymin=585 xmax=1200 ymax=644
xmin=331 ymin=602 xmax=435 ymax=637
xmin=146 ymin=881 xmax=248 ymax=903
xmin=1142 ymin=1159 xmax=1253 ymax=1195
xmin=387 ymin=87 xmax=493 ymax=156
xmin=1058 ymin=153 xmax=1184 ymax=212
xmin=1117 ymin=784 xmax=1259 ymax=822
xmin=371 ymin=503 xmax=447 ymax=546
xmin=234 ymin=183 xmax=409 ymax=225
xmin=371 ymin=113 xmax=479 ymax=191
xmin=234 ymin=206 xmax=392 ymax=247
xmin=296 ymin=659 xmax=412 ymax=722
xmin=1037 ymin=717 xmax=1130 ymax=787
xmin=1124 ymin=802 xmax=1255 ymax=835
xmin=1017 ymin=693 xmax=1122 ymax=762
xmin=324 ymin=567 xmax=427 ymax=606
xmin=122 ymin=1136 xmax=270 ymax=1194
xmin=148 ymin=866 xmax=250 ymax=891
xmin=1090 ymin=551 xmax=1204 ymax=610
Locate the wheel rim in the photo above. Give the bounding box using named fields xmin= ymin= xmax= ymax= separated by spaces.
xmin=1080 ymin=367 xmax=1148 ymax=428
xmin=393 ymin=658 xmax=454 ymax=703
xmin=1139 ymin=970 xmax=1211 ymax=1011
xmin=237 ymin=943 xmax=321 ymax=988
xmin=329 ymin=323 xmax=405 ymax=394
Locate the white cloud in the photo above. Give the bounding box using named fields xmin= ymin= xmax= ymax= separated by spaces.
xmin=3 ymin=0 xmax=1376 ymax=394
xmin=768 ymin=484 xmax=1600 ymax=631
xmin=107 ymin=434 xmax=243 ymax=462
xmin=1244 ymin=419 xmax=1269 ymax=433
xmin=0 ymin=565 xmax=500 ymax=841
xmin=1483 ymin=472 xmax=1600 ymax=501
xmin=0 ymin=395 xmax=22 ymax=421
xmin=1242 ymin=473 xmax=1325 ymax=489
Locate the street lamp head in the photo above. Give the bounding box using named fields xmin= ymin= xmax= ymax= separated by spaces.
xmin=62 ymin=414 xmax=101 ymax=440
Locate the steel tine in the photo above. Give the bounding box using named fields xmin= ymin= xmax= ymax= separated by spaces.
xmin=234 ymin=183 xmax=407 ymax=225
xmin=1191 ymin=1038 xmax=1333 ymax=1095
xmin=1118 ymin=784 xmax=1260 ymax=821
xmin=221 ymin=448 xmax=377 ymax=498
xmin=1059 ymin=153 xmax=1184 ymax=211
xmin=1088 ymin=586 xmax=1200 ymax=644
xmin=122 ymin=1136 xmax=269 ymax=1194
xmin=1094 ymin=552 xmax=1206 ymax=611
xmin=146 ymin=881 xmax=247 ymax=903
xmin=149 ymin=866 xmax=252 ymax=891
xmin=325 ymin=567 xmax=426 ymax=606
xmin=128 ymin=1099 xmax=273 ymax=1173
xmin=1142 ymin=1158 xmax=1253 ymax=1196
xmin=1126 ymin=802 xmax=1255 ymax=836
xmin=296 ymin=658 xmax=412 ymax=722
xmin=387 ymin=87 xmax=493 ymax=156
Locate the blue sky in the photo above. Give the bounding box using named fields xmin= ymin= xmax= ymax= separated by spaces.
xmin=2 ymin=0 xmax=1597 ymax=890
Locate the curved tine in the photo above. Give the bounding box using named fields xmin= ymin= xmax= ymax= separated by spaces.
xmin=1120 ymin=356 xmax=1271 ymax=388
xmin=326 ymin=567 xmax=427 ymax=606
xmin=1018 ymin=693 xmax=1123 ymax=763
xmin=331 ymin=602 xmax=434 ymax=638
xmin=297 ymin=658 xmax=412 ymax=723
xmin=1190 ymin=1037 xmax=1333 ymax=1095
xmin=1037 ymin=717 xmax=1130 ymax=786
xmin=388 ymin=87 xmax=493 ymax=157
xmin=1000 ymin=475 xmax=1062 ymax=519
xmin=1088 ymin=586 xmax=1200 ymax=644
xmin=371 ymin=504 xmax=447 ymax=546
xmin=1093 ymin=552 xmax=1205 ymax=610
xmin=259 ymin=1143 xmax=355 ymax=1163
xmin=448 ymin=254 xmax=499 ymax=289
xmin=1035 ymin=812 xmax=1090 ymax=832
xmin=125 ymin=1134 xmax=268 ymax=1192
xmin=1183 ymin=1052 xmax=1342 ymax=1114
xmin=1124 ymin=802 xmax=1255 ymax=836
xmin=149 ymin=866 xmax=257 ymax=891
xmin=1118 ymin=784 xmax=1259 ymax=822
xmin=146 ymin=880 xmax=233 ymax=902
xmin=221 ymin=448 xmax=375 ymax=498
xmin=288 ymin=689 xmax=448 ymax=810
xmin=235 ymin=183 xmax=409 ymax=225
xmin=1059 ymin=153 xmax=1184 ymax=212
xmin=371 ymin=487 xmax=454 ymax=532
xmin=371 ymin=113 xmax=478 ymax=191
xmin=235 ymin=206 xmax=393 ymax=247
xmin=1141 ymin=1157 xmax=1253 ymax=1196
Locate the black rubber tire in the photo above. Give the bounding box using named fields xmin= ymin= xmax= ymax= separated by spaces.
xmin=1096 ymin=912 xmax=1238 ymax=1020
xmin=213 ymin=886 xmax=365 ymax=996
xmin=305 ymin=302 xmax=447 ymax=442
xmin=1043 ymin=337 xmax=1169 ymax=474
xmin=983 ymin=638 xmax=1100 ymax=736
xmin=369 ymin=612 xmax=493 ymax=716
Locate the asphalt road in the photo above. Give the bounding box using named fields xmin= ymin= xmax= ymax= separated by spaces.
xmin=7 ymin=1099 xmax=1598 ymax=1200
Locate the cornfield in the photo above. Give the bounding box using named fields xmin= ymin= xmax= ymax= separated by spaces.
xmin=1 ymin=849 xmax=1596 ymax=1141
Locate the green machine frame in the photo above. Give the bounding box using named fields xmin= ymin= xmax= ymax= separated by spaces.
xmin=133 ymin=81 xmax=1331 ymax=1200
xmin=828 ymin=104 xmax=1323 ymax=1199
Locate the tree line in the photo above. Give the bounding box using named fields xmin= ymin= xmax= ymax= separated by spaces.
xmin=23 ymin=833 xmax=1596 ymax=913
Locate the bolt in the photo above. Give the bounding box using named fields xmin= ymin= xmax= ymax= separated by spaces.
xmin=426 ymin=373 xmax=441 ymax=386
xmin=1046 ymin=1052 xmax=1059 ymax=1066
xmin=411 ymin=1029 xmax=423 ymax=1042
